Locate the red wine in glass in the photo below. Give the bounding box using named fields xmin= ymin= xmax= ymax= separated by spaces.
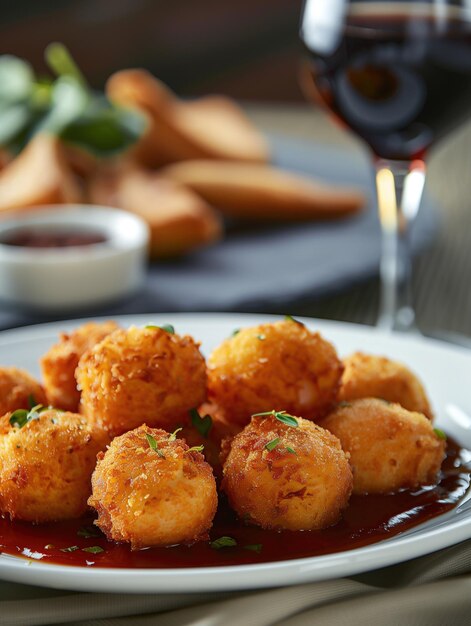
xmin=300 ymin=1 xmax=471 ymax=330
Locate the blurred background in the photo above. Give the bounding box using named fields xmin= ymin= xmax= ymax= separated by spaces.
xmin=0 ymin=0 xmax=304 ymax=101
xmin=0 ymin=0 xmax=470 ymax=340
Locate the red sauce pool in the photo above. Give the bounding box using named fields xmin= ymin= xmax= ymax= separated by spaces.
xmin=1 ymin=439 xmax=469 ymax=569
xmin=2 ymin=230 xmax=107 ymax=248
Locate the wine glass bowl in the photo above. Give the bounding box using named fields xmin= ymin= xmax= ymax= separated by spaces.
xmin=300 ymin=0 xmax=471 ymax=332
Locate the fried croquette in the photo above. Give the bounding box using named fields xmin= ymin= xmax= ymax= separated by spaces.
xmin=322 ymin=398 xmax=445 ymax=495
xmin=207 ymin=319 xmax=343 ymax=425
xmin=88 ymin=425 xmax=218 ymax=549
xmin=76 ymin=325 xmax=206 ymax=435
xmin=0 ymin=367 xmax=47 ymax=415
xmin=222 ymin=412 xmax=353 ymax=531
xmin=339 ymin=352 xmax=433 ymax=420
xmin=0 ymin=408 xmax=106 ymax=522
xmin=41 ymin=321 xmax=120 ymax=412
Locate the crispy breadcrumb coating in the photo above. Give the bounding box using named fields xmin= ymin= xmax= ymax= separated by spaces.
xmin=339 ymin=352 xmax=433 ymax=419
xmin=0 ymin=367 xmax=46 ymax=415
xmin=208 ymin=319 xmax=343 ymax=425
xmin=40 ymin=321 xmax=120 ymax=412
xmin=88 ymin=425 xmax=218 ymax=549
xmin=322 ymin=398 xmax=445 ymax=495
xmin=222 ymin=412 xmax=352 ymax=530
xmin=76 ymin=325 xmax=206 ymax=435
xmin=0 ymin=409 xmax=107 ymax=522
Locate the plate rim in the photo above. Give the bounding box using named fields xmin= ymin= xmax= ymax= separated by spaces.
xmin=0 ymin=311 xmax=470 ymax=593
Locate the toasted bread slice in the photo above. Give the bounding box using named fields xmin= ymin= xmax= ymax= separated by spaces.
xmin=106 ymin=69 xmax=269 ymax=167
xmin=160 ymin=160 xmax=365 ymax=220
xmin=0 ymin=133 xmax=82 ymax=212
xmin=88 ymin=164 xmax=222 ymax=258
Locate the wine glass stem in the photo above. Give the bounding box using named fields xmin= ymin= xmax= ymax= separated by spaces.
xmin=375 ymin=159 xmax=426 ymax=333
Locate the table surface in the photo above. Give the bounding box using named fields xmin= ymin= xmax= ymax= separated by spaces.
xmin=246 ymin=104 xmax=471 ymax=339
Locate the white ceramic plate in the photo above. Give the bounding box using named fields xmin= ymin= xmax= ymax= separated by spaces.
xmin=0 ymin=313 xmax=470 ymax=594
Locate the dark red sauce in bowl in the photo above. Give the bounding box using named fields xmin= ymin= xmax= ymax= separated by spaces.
xmin=0 ymin=439 xmax=469 ymax=570
xmin=2 ymin=230 xmax=107 ymax=249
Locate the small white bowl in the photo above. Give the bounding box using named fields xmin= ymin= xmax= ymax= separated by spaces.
xmin=0 ymin=205 xmax=150 ymax=312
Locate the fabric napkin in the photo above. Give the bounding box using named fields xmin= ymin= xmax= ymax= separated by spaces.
xmin=2 ymin=539 xmax=471 ymax=626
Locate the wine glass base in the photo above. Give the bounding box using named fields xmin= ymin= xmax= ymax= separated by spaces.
xmin=377 ymin=306 xmax=417 ymax=334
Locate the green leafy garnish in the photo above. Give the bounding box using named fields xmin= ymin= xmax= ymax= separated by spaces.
xmin=81 ymin=546 xmax=104 ymax=554
xmin=77 ymin=525 xmax=101 ymax=539
xmin=145 ymin=433 xmax=165 ymax=459
xmin=286 ymin=446 xmax=297 ymax=455
xmin=252 ymin=410 xmax=299 ymax=428
xmin=9 ymin=409 xmax=28 ymax=428
xmin=210 ymin=536 xmax=237 ymax=550
xmin=244 ymin=544 xmax=262 ymax=554
xmin=9 ymin=404 xmax=49 ymax=429
xmin=168 ymin=427 xmax=183 ymax=441
xmin=45 ymin=42 xmax=87 ymax=87
xmin=265 ymin=437 xmax=280 ymax=452
xmin=190 ymin=408 xmax=212 ymax=438
xmin=284 ymin=314 xmax=304 ymax=325
xmin=257 ymin=334 xmax=266 ymax=341
xmin=434 ymin=428 xmax=447 ymax=441
xmin=60 ymin=546 xmax=79 ymax=553
xmin=231 ymin=329 xmax=240 ymax=337
xmin=187 ymin=445 xmax=204 ymax=454
xmin=27 ymin=395 xmax=37 ymax=409
xmin=338 ymin=401 xmax=352 ymax=408
xmin=145 ymin=324 xmax=175 ymax=334
xmin=0 ymin=46 xmax=146 ymax=156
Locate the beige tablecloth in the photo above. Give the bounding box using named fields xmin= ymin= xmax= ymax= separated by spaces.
xmin=1 ymin=540 xmax=471 ymax=626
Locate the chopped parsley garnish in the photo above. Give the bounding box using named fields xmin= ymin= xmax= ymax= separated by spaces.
xmin=434 ymin=428 xmax=447 ymax=441
xmin=187 ymin=445 xmax=204 ymax=454
xmin=257 ymin=334 xmax=266 ymax=341
xmin=265 ymin=437 xmax=280 ymax=452
xmin=252 ymin=410 xmax=299 ymax=428
xmin=210 ymin=536 xmax=237 ymax=549
xmin=145 ymin=433 xmax=166 ymax=458
xmin=9 ymin=404 xmax=49 ymax=429
xmin=168 ymin=427 xmax=183 ymax=441
xmin=190 ymin=407 xmax=212 ymax=438
xmin=244 ymin=544 xmax=262 ymax=554
xmin=231 ymin=329 xmax=240 ymax=337
xmin=60 ymin=545 xmax=79 ymax=553
xmin=82 ymin=546 xmax=104 ymax=554
xmin=145 ymin=324 xmax=175 ymax=334
xmin=77 ymin=525 xmax=101 ymax=539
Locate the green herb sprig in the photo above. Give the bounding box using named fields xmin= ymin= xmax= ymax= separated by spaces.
xmin=434 ymin=428 xmax=447 ymax=441
xmin=265 ymin=437 xmax=280 ymax=452
xmin=252 ymin=410 xmax=299 ymax=428
xmin=210 ymin=536 xmax=237 ymax=549
xmin=82 ymin=546 xmax=104 ymax=554
xmin=145 ymin=433 xmax=166 ymax=458
xmin=284 ymin=315 xmax=304 ymax=325
xmin=9 ymin=404 xmax=49 ymax=429
xmin=187 ymin=445 xmax=204 ymax=454
xmin=145 ymin=324 xmax=175 ymax=334
xmin=189 ymin=408 xmax=212 ymax=438
xmin=0 ymin=44 xmax=146 ymax=156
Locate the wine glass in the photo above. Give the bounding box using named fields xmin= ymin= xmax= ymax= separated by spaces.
xmin=300 ymin=0 xmax=471 ymax=332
